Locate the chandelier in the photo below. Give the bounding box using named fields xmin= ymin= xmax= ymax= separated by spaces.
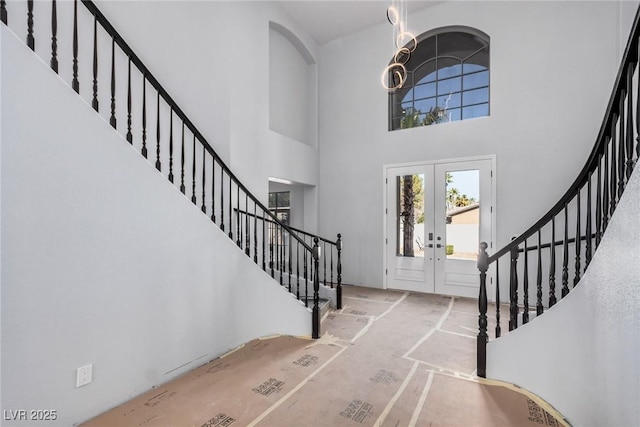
xmin=381 ymin=0 xmax=417 ymax=90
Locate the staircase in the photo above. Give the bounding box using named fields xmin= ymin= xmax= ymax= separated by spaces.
xmin=0 ymin=0 xmax=342 ymax=333
xmin=1 ymin=1 xmax=341 ymax=425
xmin=476 ymin=4 xmax=640 ymax=425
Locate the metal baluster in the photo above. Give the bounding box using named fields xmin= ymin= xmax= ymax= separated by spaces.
xmin=337 ymin=233 xmax=342 ymax=309
xmin=141 ymin=76 xmax=147 ymax=157
xmin=618 ymin=96 xmax=626 ymax=197
xmin=288 ymin=233 xmax=292 ymax=293
xmin=536 ymin=229 xmax=543 ymax=316
xmin=549 ymin=217 xmax=557 ymax=307
xmin=262 ymin=211 xmax=266 ymax=271
xmin=211 ymin=157 xmax=216 ymax=222
xmin=155 ymin=93 xmax=161 ymax=170
xmin=191 ymin=135 xmax=196 ymax=204
xmin=610 ymin=118 xmax=618 ymax=215
xmin=596 ymin=157 xmax=602 ymax=247
xmin=330 ymin=244 xmax=334 ymax=288
xmin=72 ymin=0 xmax=79 ymax=93
xmin=279 ymin=225 xmax=284 ymax=285
xmin=220 ymin=165 xmax=224 ymax=231
xmin=495 ymin=258 xmax=501 ymax=338
xmin=477 ymin=242 xmax=489 ymax=378
xmin=50 ymin=0 xmax=58 ymax=72
xmin=603 ymin=140 xmax=610 ymax=231
xmin=509 ymin=243 xmax=519 ymax=331
xmin=236 ymin=185 xmax=240 ymax=246
xmin=109 ymin=39 xmax=116 ymax=128
xmin=522 ymin=239 xmax=529 ymax=324
xmin=228 ymin=177 xmax=232 ymax=239
xmin=561 ymin=204 xmax=569 ymax=298
xmin=1 ymin=0 xmax=7 ymax=25
xmin=126 ymin=59 xmax=132 ymax=143
xmin=627 ymin=63 xmax=635 ymax=179
xmin=27 ymin=0 xmax=34 ymax=50
xmin=201 ymin=146 xmax=206 ymax=213
xmin=304 ymin=248 xmax=308 ymax=307
xmin=270 ymin=222 xmax=274 ymax=278
xmin=253 ymin=201 xmax=258 ymax=263
xmin=585 ymin=174 xmax=593 ymax=268
xmin=296 ymin=241 xmax=300 ymax=301
xmin=323 ymin=241 xmax=327 ymax=286
xmin=168 ymin=111 xmax=174 ymax=182
xmin=574 ymin=190 xmax=581 ymax=287
xmin=92 ymin=17 xmax=98 ymax=111
xmin=245 ymin=195 xmax=250 ymax=255
xmin=179 ymin=123 xmax=185 ymax=193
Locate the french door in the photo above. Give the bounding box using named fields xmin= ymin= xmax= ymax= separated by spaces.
xmin=385 ymin=158 xmax=493 ymax=298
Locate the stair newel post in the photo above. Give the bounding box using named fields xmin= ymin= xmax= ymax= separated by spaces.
xmin=477 ymin=242 xmax=489 ymax=379
xmin=1 ymin=0 xmax=7 ymax=25
xmin=50 ymin=0 xmax=58 ymax=72
xmin=508 ymin=240 xmax=519 ymax=331
xmin=336 ymin=233 xmax=343 ymax=310
xmin=312 ymin=238 xmax=321 ymax=339
xmin=27 ymin=0 xmax=34 ymax=50
xmin=72 ymin=0 xmax=79 ymax=93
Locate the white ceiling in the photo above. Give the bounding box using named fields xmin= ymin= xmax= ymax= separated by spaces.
xmin=276 ymin=1 xmax=443 ymax=45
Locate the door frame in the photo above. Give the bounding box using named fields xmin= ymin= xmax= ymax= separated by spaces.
xmin=382 ymin=154 xmax=497 ymax=299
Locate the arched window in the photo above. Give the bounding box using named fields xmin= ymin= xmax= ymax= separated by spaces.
xmin=389 ymin=26 xmax=490 ymax=131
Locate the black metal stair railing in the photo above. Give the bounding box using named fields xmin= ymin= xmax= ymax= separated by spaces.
xmin=1 ymin=0 xmax=337 ymax=339
xmin=235 ymin=209 xmax=343 ymax=309
xmin=477 ymin=5 xmax=640 ymax=377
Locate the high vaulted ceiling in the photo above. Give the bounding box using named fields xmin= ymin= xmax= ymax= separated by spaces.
xmin=276 ymin=1 xmax=443 ymax=45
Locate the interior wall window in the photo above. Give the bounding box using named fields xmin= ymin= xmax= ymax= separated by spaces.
xmin=389 ymin=27 xmax=490 ymax=131
xmin=268 ymin=191 xmax=290 ymax=225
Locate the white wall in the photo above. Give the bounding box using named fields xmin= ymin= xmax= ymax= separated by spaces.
xmin=1 ymin=25 xmax=311 ymax=426
xmin=317 ymin=1 xmax=623 ymax=288
xmin=89 ymin=0 xmax=320 ymax=203
xmin=487 ymin=166 xmax=640 ymax=427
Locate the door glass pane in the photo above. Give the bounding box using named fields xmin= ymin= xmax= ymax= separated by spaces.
xmin=444 ymin=170 xmax=479 ymax=260
xmin=396 ymin=174 xmax=425 ymax=257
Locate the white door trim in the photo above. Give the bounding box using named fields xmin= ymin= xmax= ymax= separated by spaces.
xmin=382 ymin=154 xmax=497 ymax=298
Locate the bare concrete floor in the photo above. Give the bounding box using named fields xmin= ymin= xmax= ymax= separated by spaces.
xmin=82 ymin=285 xmax=568 ymax=427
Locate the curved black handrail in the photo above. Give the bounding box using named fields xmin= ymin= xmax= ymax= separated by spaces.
xmin=477 ymin=5 xmax=640 ymax=378
xmin=80 ymin=1 xmax=312 ymax=255
xmin=488 ymin=8 xmax=640 ymax=263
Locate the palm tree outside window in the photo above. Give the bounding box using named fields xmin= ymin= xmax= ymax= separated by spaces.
xmin=389 ymin=26 xmax=490 ymax=130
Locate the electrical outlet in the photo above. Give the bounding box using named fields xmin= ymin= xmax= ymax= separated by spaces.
xmin=76 ymin=364 xmax=93 ymax=388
